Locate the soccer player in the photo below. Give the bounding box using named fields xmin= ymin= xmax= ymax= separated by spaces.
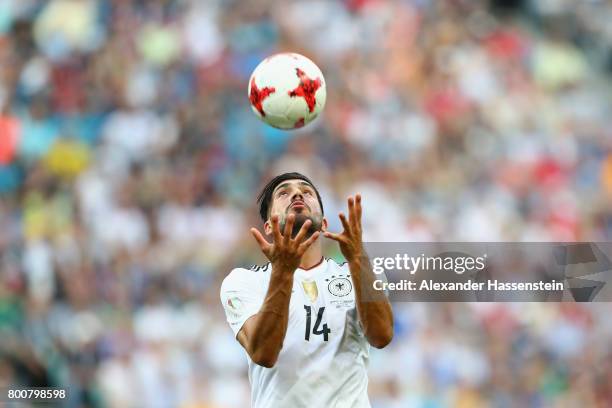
xmin=220 ymin=172 xmax=394 ymax=407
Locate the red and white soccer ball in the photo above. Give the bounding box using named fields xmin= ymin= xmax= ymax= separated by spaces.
xmin=248 ymin=53 xmax=326 ymax=130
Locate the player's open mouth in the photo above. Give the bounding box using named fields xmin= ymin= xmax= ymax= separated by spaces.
xmin=289 ymin=201 xmax=307 ymax=210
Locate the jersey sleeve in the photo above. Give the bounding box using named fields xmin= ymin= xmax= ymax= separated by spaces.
xmin=220 ymin=268 xmax=266 ymax=337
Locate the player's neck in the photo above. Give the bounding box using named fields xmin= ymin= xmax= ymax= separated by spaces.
xmin=299 ymin=243 xmax=324 ymax=271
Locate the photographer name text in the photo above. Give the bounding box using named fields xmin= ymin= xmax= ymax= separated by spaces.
xmin=373 ymin=279 xmax=564 ymax=292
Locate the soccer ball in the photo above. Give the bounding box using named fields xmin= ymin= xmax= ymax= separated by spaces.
xmin=248 ymin=53 xmax=326 ymax=130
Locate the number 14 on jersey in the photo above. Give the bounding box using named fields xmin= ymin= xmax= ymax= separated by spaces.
xmin=304 ymin=306 xmax=331 ymax=341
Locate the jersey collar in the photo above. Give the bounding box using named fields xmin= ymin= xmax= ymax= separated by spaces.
xmin=296 ymin=257 xmax=325 ymax=272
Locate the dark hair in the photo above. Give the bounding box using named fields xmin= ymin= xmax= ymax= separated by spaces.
xmin=257 ymin=172 xmax=324 ymax=222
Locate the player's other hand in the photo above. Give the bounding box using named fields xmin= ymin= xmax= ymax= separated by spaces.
xmin=324 ymin=194 xmax=364 ymax=263
xmin=250 ymin=214 xmax=319 ymax=272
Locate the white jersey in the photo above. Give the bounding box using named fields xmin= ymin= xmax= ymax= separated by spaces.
xmin=220 ymin=258 xmax=370 ymax=408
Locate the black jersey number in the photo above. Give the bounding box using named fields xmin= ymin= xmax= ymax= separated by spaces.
xmin=304 ymin=305 xmax=330 ymax=341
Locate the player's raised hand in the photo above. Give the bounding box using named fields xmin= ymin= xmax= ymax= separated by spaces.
xmin=324 ymin=194 xmax=364 ymax=263
xmin=250 ymin=214 xmax=320 ymax=272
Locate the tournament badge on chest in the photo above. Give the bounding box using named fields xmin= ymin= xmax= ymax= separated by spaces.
xmin=301 ymin=279 xmax=319 ymax=304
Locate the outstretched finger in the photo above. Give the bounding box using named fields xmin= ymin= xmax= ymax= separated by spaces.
xmin=283 ymin=213 xmax=295 ymax=243
xmin=293 ymin=219 xmax=312 ymax=243
xmin=338 ymin=212 xmax=351 ymax=234
xmin=323 ymin=230 xmax=347 ymax=243
xmin=271 ymin=215 xmax=283 ymax=243
xmin=251 ymin=228 xmax=272 ymax=255
xmin=347 ymin=196 xmax=356 ymax=225
xmin=355 ymin=194 xmax=362 ymax=224
xmin=298 ymin=231 xmax=320 ymax=254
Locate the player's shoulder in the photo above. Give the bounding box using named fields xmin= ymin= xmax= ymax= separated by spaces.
xmin=221 ymin=263 xmax=271 ymax=291
xmin=247 ymin=263 xmax=272 ymax=273
xmin=324 ymin=257 xmax=348 ymax=271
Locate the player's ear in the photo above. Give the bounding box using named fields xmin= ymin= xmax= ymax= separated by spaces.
xmin=264 ymin=220 xmax=272 ymax=236
xmin=321 ymin=217 xmax=328 ymax=232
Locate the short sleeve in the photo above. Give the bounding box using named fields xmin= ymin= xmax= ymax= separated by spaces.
xmin=220 ymin=268 xmax=266 ymax=337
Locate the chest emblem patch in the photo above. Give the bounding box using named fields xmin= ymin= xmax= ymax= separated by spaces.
xmin=301 ymin=280 xmax=319 ymax=303
xmin=326 ymin=276 xmax=352 ymax=297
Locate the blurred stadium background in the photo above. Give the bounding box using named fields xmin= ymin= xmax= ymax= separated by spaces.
xmin=1 ymin=0 xmax=612 ymax=406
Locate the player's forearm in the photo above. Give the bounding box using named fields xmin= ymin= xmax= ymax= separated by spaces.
xmin=349 ymin=256 xmax=394 ymax=349
xmin=248 ymin=266 xmax=294 ymax=366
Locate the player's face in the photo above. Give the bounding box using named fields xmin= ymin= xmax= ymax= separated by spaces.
xmin=265 ymin=179 xmax=326 ymax=238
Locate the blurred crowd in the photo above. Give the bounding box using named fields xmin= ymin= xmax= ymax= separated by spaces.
xmin=1 ymin=0 xmax=612 ymax=406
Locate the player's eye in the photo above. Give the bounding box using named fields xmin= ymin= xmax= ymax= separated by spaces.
xmin=278 ymin=191 xmax=287 ymax=197
xmin=304 ymin=190 xmax=312 ymax=195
